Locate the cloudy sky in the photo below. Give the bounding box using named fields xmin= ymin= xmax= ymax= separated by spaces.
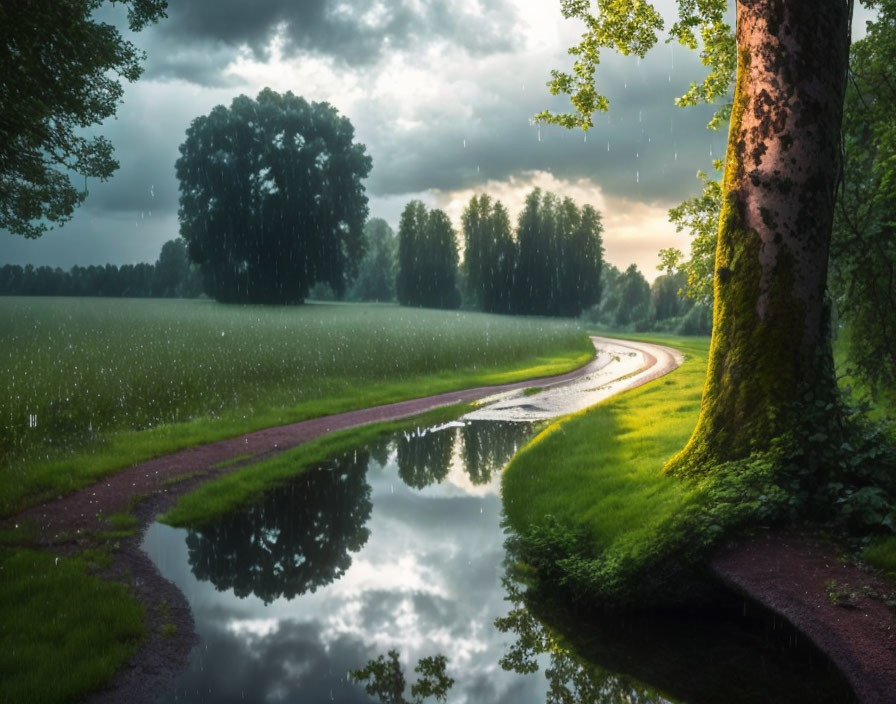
xmin=0 ymin=1 xmax=878 ymax=279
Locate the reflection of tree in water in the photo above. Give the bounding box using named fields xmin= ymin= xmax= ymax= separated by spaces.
xmin=496 ymin=539 xmax=856 ymax=704
xmin=460 ymin=421 xmax=531 ymax=485
xmin=396 ymin=427 xmax=454 ymax=489
xmin=368 ymin=435 xmax=392 ymax=468
xmin=186 ymin=450 xmax=372 ymax=604
xmin=396 ymin=421 xmax=533 ymax=489
xmin=495 ymin=579 xmax=665 ymax=704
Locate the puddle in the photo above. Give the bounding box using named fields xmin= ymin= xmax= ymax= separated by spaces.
xmin=143 ymin=419 xmax=854 ymax=702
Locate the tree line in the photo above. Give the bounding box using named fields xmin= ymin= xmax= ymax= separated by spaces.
xmin=0 ymin=239 xmax=202 ymax=299
xmin=392 ymin=189 xmax=604 ymax=317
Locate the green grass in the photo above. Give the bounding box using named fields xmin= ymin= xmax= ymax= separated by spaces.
xmin=862 ymin=536 xmax=896 ymax=576
xmin=0 ymin=548 xmax=144 ymax=704
xmin=1 ymin=298 xmax=591 ymax=517
xmin=503 ymin=334 xmax=709 ymax=552
xmin=162 ymin=403 xmax=471 ymax=527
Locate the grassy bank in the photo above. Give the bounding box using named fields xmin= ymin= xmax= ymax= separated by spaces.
xmin=0 ymin=401 xmax=474 ymax=703
xmin=0 ymin=298 xmax=591 ymax=516
xmin=162 ymin=402 xmax=472 ymax=527
xmin=0 ymin=548 xmax=144 ymax=704
xmin=503 ymin=334 xmax=707 ymax=560
xmin=503 ymin=332 xmax=896 ymax=602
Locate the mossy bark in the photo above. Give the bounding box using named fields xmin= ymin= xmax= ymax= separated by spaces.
xmin=666 ymin=0 xmax=850 ymax=476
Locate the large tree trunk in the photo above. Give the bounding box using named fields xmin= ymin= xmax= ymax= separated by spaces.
xmin=666 ymin=0 xmax=851 ymax=476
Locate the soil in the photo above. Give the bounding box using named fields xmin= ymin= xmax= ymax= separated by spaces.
xmin=7 ymin=335 xmax=681 ymax=704
xmin=712 ymin=531 xmax=896 ymax=704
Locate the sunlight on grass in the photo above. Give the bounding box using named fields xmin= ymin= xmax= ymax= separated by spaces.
xmin=862 ymin=536 xmax=896 ymax=576
xmin=503 ymin=335 xmax=709 ymax=553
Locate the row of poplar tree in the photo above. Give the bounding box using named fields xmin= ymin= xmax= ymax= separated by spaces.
xmin=394 ymin=188 xmax=604 ymax=318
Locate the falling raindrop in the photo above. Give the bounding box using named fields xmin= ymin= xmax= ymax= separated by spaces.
xmin=607 ymin=141 xmax=610 ymax=152
xmin=463 ymin=138 xmax=466 ymax=149
xmin=638 ymin=110 xmax=642 ymax=123
xmin=636 ymin=170 xmax=640 ymax=183
xmin=537 ymin=127 xmax=541 ymax=142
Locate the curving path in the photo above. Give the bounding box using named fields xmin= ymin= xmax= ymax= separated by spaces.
xmin=13 ymin=335 xmax=683 ymax=542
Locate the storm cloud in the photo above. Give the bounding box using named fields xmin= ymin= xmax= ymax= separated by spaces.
xmin=2 ymin=2 xmax=877 ymax=275
xmin=144 ymin=0 xmax=523 ymax=81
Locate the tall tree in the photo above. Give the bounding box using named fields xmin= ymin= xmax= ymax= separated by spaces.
xmin=396 ymin=200 xmax=429 ymax=307
xmin=423 ymin=209 xmax=462 ymax=309
xmin=153 ymin=239 xmax=189 ymax=298
xmin=542 ymin=1 xmax=852 ymax=473
xmin=0 ymin=0 xmax=167 ymax=238
xmin=351 ymin=218 xmax=397 ymax=302
xmin=176 ymin=89 xmax=372 ymax=304
xmin=396 ymin=202 xmax=460 ymax=310
xmin=462 ymin=194 xmax=516 ymax=313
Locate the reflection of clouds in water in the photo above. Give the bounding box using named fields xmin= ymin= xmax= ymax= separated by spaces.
xmin=145 ymin=421 xmax=546 ymax=703
xmin=169 ymin=617 xmax=373 ymax=703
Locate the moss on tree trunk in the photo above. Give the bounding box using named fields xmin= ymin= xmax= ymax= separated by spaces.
xmin=666 ymin=0 xmax=851 ymax=476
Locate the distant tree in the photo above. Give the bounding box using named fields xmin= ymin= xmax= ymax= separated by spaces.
xmin=423 ymin=210 xmax=461 ymax=309
xmin=514 ymin=189 xmax=555 ymax=315
xmin=560 ymin=202 xmax=603 ymax=316
xmin=514 ymin=189 xmax=603 ymax=317
xmin=396 ymin=202 xmax=460 ymax=310
xmin=616 ymin=264 xmax=651 ymax=327
xmin=462 ymin=195 xmax=516 ymax=314
xmin=651 ymin=273 xmax=686 ymax=322
xmin=351 ymin=218 xmax=397 ymax=302
xmin=396 ymin=201 xmax=428 ymax=307
xmin=176 ymin=89 xmax=372 ymax=303
xmin=0 ymin=1 xmax=167 ymax=239
xmin=153 ymin=239 xmax=189 ymax=297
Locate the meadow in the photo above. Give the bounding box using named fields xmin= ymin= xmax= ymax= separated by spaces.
xmin=503 ymin=334 xmax=708 ymax=554
xmin=0 ymin=297 xmax=592 ymax=515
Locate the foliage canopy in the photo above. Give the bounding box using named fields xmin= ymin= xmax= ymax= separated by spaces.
xmin=176 ymin=89 xmax=372 ymax=303
xmin=0 ymin=0 xmax=167 ymax=238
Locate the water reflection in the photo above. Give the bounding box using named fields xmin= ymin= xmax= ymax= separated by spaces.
xmin=394 ymin=421 xmax=531 ymax=490
xmin=144 ymin=419 xmax=542 ymax=703
xmin=186 ymin=450 xmax=372 ymax=604
xmin=496 ymin=548 xmax=857 ymax=704
xmin=143 ymin=419 xmax=856 ymax=703
xmin=396 ymin=426 xmax=454 ymax=489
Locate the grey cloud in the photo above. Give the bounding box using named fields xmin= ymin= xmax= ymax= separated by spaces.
xmin=360 ymin=46 xmax=728 ymax=205
xmin=144 ymin=0 xmax=522 ymax=84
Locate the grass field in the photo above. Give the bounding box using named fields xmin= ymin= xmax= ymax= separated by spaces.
xmin=0 ymin=297 xmax=591 ymax=516
xmin=0 ymin=548 xmax=144 ymax=704
xmin=502 ymin=335 xmax=708 ymax=552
